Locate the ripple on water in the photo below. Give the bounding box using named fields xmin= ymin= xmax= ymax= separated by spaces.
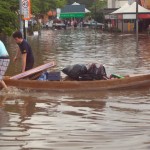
xmin=0 ymin=30 xmax=150 ymax=150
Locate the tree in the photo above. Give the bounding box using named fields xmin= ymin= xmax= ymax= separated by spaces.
xmin=0 ymin=0 xmax=19 ymax=35
xmin=0 ymin=0 xmax=67 ymax=35
xmin=31 ymin=0 xmax=67 ymax=16
xmin=55 ymin=0 xmax=67 ymax=8
xmin=1 ymin=0 xmax=106 ymax=35
xmin=89 ymin=0 xmax=107 ymax=22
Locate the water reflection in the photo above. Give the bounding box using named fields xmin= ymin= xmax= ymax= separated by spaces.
xmin=0 ymin=87 xmax=150 ymax=149
xmin=0 ymin=29 xmax=150 ymax=150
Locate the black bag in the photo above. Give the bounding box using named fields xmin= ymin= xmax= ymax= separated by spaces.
xmin=85 ymin=63 xmax=108 ymax=80
xmin=62 ymin=64 xmax=87 ymax=80
xmin=79 ymin=74 xmax=94 ymax=81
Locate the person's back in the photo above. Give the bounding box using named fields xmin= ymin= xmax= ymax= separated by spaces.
xmin=0 ymin=40 xmax=10 ymax=89
xmin=0 ymin=40 xmax=9 ymax=57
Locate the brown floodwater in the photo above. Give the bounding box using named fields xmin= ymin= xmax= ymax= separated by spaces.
xmin=0 ymin=29 xmax=150 ymax=150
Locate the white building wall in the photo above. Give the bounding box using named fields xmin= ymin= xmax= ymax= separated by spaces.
xmin=107 ymin=0 xmax=129 ymax=8
xmin=107 ymin=0 xmax=116 ymax=8
xmin=107 ymin=0 xmax=111 ymax=8
xmin=115 ymin=0 xmax=128 ymax=8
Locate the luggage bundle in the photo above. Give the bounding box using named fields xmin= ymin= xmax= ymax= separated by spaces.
xmin=38 ymin=71 xmax=61 ymax=81
xmin=62 ymin=63 xmax=108 ymax=81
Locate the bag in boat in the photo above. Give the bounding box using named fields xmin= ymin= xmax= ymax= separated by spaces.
xmin=38 ymin=71 xmax=61 ymax=81
xmin=47 ymin=71 xmax=61 ymax=81
xmin=37 ymin=71 xmax=48 ymax=81
xmin=80 ymin=63 xmax=108 ymax=80
xmin=62 ymin=64 xmax=87 ymax=80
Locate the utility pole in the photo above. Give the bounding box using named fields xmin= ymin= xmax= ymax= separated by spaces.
xmin=136 ymin=0 xmax=138 ymax=48
xmin=94 ymin=0 xmax=97 ymax=29
xmin=19 ymin=0 xmax=24 ymax=36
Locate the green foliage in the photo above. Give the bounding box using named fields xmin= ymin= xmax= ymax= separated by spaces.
xmin=55 ymin=0 xmax=67 ymax=8
xmin=0 ymin=0 xmax=68 ymax=35
xmin=31 ymin=0 xmax=67 ymax=15
xmin=0 ymin=0 xmax=18 ymax=36
xmin=0 ymin=0 xmax=107 ymax=35
xmin=31 ymin=0 xmax=50 ymax=14
xmin=89 ymin=0 xmax=107 ymax=22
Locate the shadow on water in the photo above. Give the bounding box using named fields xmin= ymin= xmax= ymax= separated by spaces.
xmin=0 ymin=85 xmax=149 ymax=117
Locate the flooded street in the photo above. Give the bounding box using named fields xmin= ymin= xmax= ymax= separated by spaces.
xmin=0 ymin=29 xmax=150 ymax=150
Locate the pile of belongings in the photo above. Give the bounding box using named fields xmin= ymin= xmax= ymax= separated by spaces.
xmin=62 ymin=63 xmax=109 ymax=81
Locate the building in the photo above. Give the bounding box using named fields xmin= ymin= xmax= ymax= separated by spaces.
xmin=104 ymin=0 xmax=150 ymax=32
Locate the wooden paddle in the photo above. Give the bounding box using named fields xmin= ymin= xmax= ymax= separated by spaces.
xmin=10 ymin=61 xmax=55 ymax=80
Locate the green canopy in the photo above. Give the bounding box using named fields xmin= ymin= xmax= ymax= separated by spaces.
xmin=60 ymin=13 xmax=85 ymax=18
xmin=60 ymin=5 xmax=85 ymax=19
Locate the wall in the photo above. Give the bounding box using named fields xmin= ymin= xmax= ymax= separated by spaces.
xmin=108 ymin=0 xmax=129 ymax=8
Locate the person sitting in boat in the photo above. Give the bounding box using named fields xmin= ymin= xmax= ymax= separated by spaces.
xmin=0 ymin=40 xmax=10 ymax=90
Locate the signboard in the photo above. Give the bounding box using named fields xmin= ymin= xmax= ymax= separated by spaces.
xmin=22 ymin=0 xmax=31 ymax=20
xmin=25 ymin=20 xmax=28 ymax=28
xmin=60 ymin=13 xmax=85 ymax=18
xmin=123 ymin=14 xmax=136 ymax=19
xmin=105 ymin=15 xmax=110 ymax=19
xmin=109 ymin=15 xmax=117 ymax=19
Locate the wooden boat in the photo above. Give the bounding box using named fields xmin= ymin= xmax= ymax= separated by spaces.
xmin=1 ymin=61 xmax=150 ymax=91
xmin=2 ymin=74 xmax=150 ymax=92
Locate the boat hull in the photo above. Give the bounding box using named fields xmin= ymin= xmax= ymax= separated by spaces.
xmin=2 ymin=74 xmax=150 ymax=92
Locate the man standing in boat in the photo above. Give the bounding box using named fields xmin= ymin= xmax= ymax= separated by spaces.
xmin=0 ymin=40 xmax=10 ymax=90
xmin=12 ymin=31 xmax=34 ymax=73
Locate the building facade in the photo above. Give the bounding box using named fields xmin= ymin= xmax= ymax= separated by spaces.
xmin=107 ymin=0 xmax=129 ymax=8
xmin=105 ymin=0 xmax=150 ymax=32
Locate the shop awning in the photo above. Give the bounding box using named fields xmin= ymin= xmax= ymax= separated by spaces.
xmin=60 ymin=4 xmax=85 ymax=18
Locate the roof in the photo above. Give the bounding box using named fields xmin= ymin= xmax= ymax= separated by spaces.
xmin=111 ymin=3 xmax=130 ymax=14
xmin=72 ymin=2 xmax=79 ymax=5
xmin=123 ymin=2 xmax=150 ymax=14
xmin=61 ymin=5 xmax=85 ymax=13
xmin=111 ymin=2 xmax=150 ymax=14
xmin=72 ymin=2 xmax=90 ymax=13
